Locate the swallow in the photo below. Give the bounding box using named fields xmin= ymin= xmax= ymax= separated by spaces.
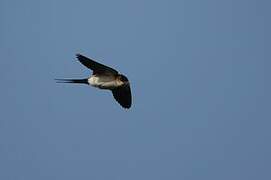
xmin=56 ymin=54 xmax=132 ymax=109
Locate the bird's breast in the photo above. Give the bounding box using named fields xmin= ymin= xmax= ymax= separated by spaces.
xmin=88 ymin=75 xmax=122 ymax=89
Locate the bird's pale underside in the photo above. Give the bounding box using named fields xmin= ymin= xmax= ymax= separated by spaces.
xmin=56 ymin=54 xmax=132 ymax=109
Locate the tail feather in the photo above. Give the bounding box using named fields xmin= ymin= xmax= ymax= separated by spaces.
xmin=55 ymin=78 xmax=88 ymax=84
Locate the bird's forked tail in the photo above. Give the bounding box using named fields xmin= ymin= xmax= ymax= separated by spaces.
xmin=55 ymin=78 xmax=88 ymax=84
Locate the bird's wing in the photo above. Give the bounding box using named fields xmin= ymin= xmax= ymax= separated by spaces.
xmin=111 ymin=84 xmax=132 ymax=109
xmin=76 ymin=54 xmax=118 ymax=75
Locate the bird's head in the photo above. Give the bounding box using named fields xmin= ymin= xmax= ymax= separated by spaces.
xmin=118 ymin=74 xmax=129 ymax=85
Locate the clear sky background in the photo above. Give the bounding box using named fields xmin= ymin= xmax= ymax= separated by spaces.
xmin=0 ymin=0 xmax=270 ymax=179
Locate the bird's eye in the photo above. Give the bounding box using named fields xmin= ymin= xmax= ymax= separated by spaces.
xmin=121 ymin=75 xmax=128 ymax=82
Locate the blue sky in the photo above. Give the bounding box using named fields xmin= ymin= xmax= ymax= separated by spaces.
xmin=0 ymin=0 xmax=270 ymax=179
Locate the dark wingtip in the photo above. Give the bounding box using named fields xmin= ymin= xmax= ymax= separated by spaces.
xmin=121 ymin=101 xmax=132 ymax=109
xmin=123 ymin=104 xmax=132 ymax=109
xmin=76 ymin=53 xmax=84 ymax=60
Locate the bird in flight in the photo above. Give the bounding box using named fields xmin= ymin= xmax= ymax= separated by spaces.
xmin=56 ymin=54 xmax=132 ymax=109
